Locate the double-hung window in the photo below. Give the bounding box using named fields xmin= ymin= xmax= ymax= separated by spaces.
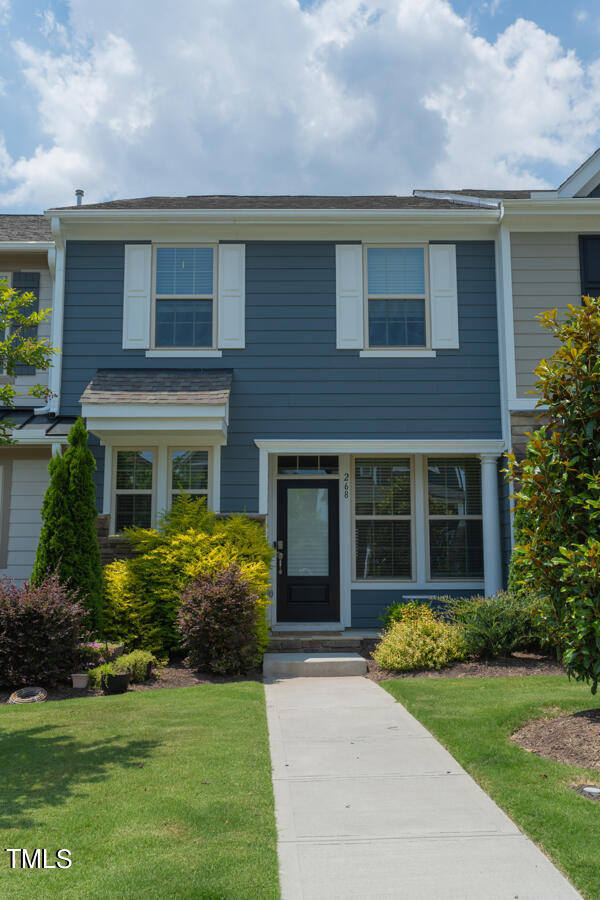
xmin=427 ymin=458 xmax=483 ymax=579
xmin=114 ymin=450 xmax=154 ymax=531
xmin=171 ymin=450 xmax=209 ymax=506
xmin=354 ymin=457 xmax=413 ymax=579
xmin=154 ymin=246 xmax=215 ymax=348
xmin=366 ymin=246 xmax=428 ymax=348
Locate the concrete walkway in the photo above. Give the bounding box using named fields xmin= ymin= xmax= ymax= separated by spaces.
xmin=265 ymin=676 xmax=582 ymax=900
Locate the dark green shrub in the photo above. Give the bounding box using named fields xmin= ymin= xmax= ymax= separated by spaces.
xmin=32 ymin=419 xmax=103 ymax=629
xmin=444 ymin=591 xmax=549 ymax=659
xmin=177 ymin=564 xmax=262 ymax=675
xmin=0 ymin=573 xmax=86 ymax=686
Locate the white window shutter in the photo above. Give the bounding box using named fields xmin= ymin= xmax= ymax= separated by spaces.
xmin=336 ymin=245 xmax=364 ymax=349
xmin=217 ymin=244 xmax=245 ymax=349
xmin=430 ymin=244 xmax=459 ymax=350
xmin=122 ymin=244 xmax=152 ymax=349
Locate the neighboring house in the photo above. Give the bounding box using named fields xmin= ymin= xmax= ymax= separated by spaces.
xmin=43 ymin=193 xmax=507 ymax=631
xmin=0 ymin=215 xmax=74 ymax=581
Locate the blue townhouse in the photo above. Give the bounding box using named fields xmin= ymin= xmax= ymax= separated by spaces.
xmin=23 ymin=191 xmax=507 ymax=633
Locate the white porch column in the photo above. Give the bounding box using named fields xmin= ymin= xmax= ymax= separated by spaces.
xmin=480 ymin=453 xmax=503 ymax=596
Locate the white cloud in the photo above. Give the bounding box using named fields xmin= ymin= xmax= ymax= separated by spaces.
xmin=0 ymin=0 xmax=10 ymax=26
xmin=1 ymin=0 xmax=600 ymax=210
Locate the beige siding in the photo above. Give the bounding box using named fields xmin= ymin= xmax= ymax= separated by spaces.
xmin=511 ymin=232 xmax=581 ymax=397
xmin=0 ymin=455 xmax=50 ymax=582
xmin=12 ymin=267 xmax=53 ymax=405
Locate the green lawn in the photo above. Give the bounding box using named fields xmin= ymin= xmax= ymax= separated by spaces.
xmin=0 ymin=683 xmax=279 ymax=900
xmin=383 ymin=676 xmax=599 ymax=900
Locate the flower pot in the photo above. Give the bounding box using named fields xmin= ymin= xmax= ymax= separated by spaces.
xmin=71 ymin=673 xmax=89 ymax=690
xmin=103 ymin=671 xmax=130 ymax=694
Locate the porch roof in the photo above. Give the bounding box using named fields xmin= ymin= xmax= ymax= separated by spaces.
xmin=80 ymin=368 xmax=232 ymax=405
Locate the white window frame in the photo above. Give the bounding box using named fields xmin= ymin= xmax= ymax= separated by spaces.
xmin=352 ymin=455 xmax=416 ymax=582
xmin=151 ymin=244 xmax=218 ymax=351
xmin=112 ymin=447 xmax=157 ymax=532
xmin=363 ymin=244 xmax=431 ymax=352
xmin=0 ymin=272 xmax=11 ymax=379
xmin=168 ymin=446 xmax=212 ymax=508
xmin=425 ymin=455 xmax=484 ymax=583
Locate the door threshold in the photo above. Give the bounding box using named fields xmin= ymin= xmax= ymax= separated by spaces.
xmin=271 ymin=622 xmax=344 ymax=632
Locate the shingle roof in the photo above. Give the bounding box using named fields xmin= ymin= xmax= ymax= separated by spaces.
xmin=0 ymin=215 xmax=52 ymax=241
xmin=417 ymin=189 xmax=532 ymax=200
xmin=0 ymin=409 xmax=77 ymax=433
xmin=80 ymin=369 xmax=233 ymax=405
xmin=54 ymin=194 xmax=482 ymax=211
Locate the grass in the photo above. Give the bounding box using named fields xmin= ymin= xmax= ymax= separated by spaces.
xmin=383 ymin=675 xmax=600 ymax=900
xmin=0 ymin=683 xmax=279 ymax=900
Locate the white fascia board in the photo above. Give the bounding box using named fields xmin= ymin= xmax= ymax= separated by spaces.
xmin=87 ymin=417 xmax=227 ymax=438
xmin=254 ymin=439 xmax=506 ymax=454
xmin=555 ymin=148 xmax=600 ymax=198
xmin=45 ymin=207 xmax=501 ymax=228
xmin=95 ymin=431 xmax=226 ymax=447
xmin=81 ymin=402 xmax=227 ymax=419
xmin=0 ymin=241 xmax=54 ymax=251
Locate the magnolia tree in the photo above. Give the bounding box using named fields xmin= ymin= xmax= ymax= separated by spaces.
xmin=0 ymin=278 xmax=56 ymax=444
xmin=506 ymin=297 xmax=600 ymax=693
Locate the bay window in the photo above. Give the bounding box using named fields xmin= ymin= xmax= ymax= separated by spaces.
xmin=114 ymin=450 xmax=154 ymax=531
xmin=171 ymin=450 xmax=209 ymax=506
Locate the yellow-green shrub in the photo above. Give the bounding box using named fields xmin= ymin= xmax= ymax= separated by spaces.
xmin=374 ymin=616 xmax=467 ymax=672
xmin=103 ymin=497 xmax=272 ymax=656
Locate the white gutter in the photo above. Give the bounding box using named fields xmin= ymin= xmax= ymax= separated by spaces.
xmin=0 ymin=241 xmax=53 ymax=251
xmin=44 ymin=207 xmax=500 ymax=226
xmin=34 ymin=216 xmax=64 ymax=415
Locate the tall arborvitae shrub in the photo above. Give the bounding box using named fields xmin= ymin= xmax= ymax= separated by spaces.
xmin=506 ymin=297 xmax=600 ymax=692
xmin=32 ymin=418 xmax=103 ymax=629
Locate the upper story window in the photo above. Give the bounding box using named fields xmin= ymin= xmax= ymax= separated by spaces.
xmin=154 ymin=246 xmax=215 ymax=348
xmin=579 ymin=236 xmax=600 ymax=299
xmin=366 ymin=246 xmax=428 ymax=349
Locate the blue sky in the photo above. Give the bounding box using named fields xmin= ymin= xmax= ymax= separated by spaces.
xmin=0 ymin=0 xmax=599 ymax=211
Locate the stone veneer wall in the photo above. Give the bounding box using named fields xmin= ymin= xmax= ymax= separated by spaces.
xmin=510 ymin=411 xmax=549 ymax=461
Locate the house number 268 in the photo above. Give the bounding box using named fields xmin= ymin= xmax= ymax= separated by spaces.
xmin=343 ymin=472 xmax=350 ymax=501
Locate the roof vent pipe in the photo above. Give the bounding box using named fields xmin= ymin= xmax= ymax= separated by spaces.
xmin=75 ymin=189 xmax=84 ymax=206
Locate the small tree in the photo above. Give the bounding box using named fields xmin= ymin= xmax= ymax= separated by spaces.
xmin=32 ymin=419 xmax=103 ymax=630
xmin=0 ymin=279 xmax=56 ymax=445
xmin=506 ymin=297 xmax=600 ymax=692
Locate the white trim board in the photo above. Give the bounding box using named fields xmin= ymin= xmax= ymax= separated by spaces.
xmin=255 ymin=439 xmax=505 ymax=453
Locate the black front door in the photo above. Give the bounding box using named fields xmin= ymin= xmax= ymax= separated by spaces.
xmin=276 ymin=479 xmax=340 ymax=623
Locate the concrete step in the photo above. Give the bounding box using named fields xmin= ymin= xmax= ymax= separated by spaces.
xmin=263 ymin=652 xmax=367 ymax=678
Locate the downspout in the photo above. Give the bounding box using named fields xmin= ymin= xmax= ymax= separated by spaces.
xmin=34 ymin=216 xmax=64 ymax=415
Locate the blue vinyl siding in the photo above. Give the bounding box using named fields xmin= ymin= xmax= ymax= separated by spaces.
xmin=61 ymin=239 xmax=502 ymax=575
xmin=351 ymin=588 xmax=480 ymax=629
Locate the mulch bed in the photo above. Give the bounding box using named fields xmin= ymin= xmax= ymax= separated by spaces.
xmin=0 ymin=661 xmax=262 ymax=704
xmin=512 ymin=707 xmax=600 ymax=770
xmin=362 ymin=646 xmax=565 ymax=682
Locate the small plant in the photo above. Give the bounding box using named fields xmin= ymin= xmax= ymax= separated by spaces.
xmin=443 ymin=592 xmax=549 ymax=660
xmin=374 ymin=617 xmax=467 ymax=672
xmin=87 ymin=660 xmax=130 ymax=691
xmin=380 ymin=599 xmax=437 ymax=630
xmin=0 ymin=573 xmax=85 ymax=687
xmin=76 ymin=640 xmax=124 ymax=670
xmin=119 ymin=650 xmax=155 ymax=683
xmin=177 ymin=564 xmax=263 ymax=675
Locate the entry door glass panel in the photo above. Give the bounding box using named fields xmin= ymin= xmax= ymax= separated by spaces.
xmin=287 ymin=487 xmax=329 ymax=576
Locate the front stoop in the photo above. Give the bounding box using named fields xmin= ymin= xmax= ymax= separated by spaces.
xmin=263 ymin=652 xmax=367 ymax=678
